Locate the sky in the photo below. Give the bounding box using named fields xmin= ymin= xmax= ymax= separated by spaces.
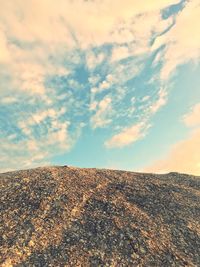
xmin=0 ymin=0 xmax=200 ymax=175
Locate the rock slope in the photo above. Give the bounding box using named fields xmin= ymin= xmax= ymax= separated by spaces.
xmin=0 ymin=166 xmax=200 ymax=266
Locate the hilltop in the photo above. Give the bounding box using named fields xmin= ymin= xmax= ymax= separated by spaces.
xmin=0 ymin=166 xmax=199 ymax=266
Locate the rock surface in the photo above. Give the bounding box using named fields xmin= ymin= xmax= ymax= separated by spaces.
xmin=0 ymin=166 xmax=200 ymax=266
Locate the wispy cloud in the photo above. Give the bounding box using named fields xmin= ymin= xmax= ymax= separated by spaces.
xmin=0 ymin=96 xmax=18 ymax=104
xmin=144 ymin=101 xmax=200 ymax=175
xmin=149 ymin=88 xmax=168 ymax=114
xmin=152 ymin=0 xmax=200 ymax=80
xmin=111 ymin=46 xmax=131 ymax=62
xmin=91 ymin=97 xmax=112 ymax=128
xmin=105 ymin=122 xmax=150 ymax=148
xmin=144 ymin=128 xmax=200 ymax=176
xmin=183 ymin=102 xmax=200 ymax=127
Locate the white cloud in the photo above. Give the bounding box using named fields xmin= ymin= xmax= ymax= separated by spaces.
xmin=17 ymin=63 xmax=46 ymax=94
xmin=0 ymin=139 xmax=48 ymax=172
xmin=90 ymin=74 xmax=114 ymax=96
xmin=18 ymin=121 xmax=32 ymax=136
xmin=88 ymin=75 xmax=101 ymax=86
xmin=50 ymin=121 xmax=71 ymax=145
xmin=144 ymin=128 xmax=200 ymax=176
xmin=19 ymin=108 xmax=57 ymax=130
xmin=111 ymin=46 xmax=130 ymax=62
xmin=86 ymin=52 xmax=105 ymax=69
xmin=131 ymin=97 xmax=136 ymax=104
xmin=91 ymin=97 xmax=112 ymax=128
xmin=0 ymin=0 xmax=181 ymax=100
xmin=1 ymin=0 xmax=195 ymax=172
xmin=0 ymin=0 xmax=179 ymax=49
xmin=105 ymin=122 xmax=150 ymax=148
xmin=0 ymin=118 xmax=73 ymax=172
xmin=0 ymin=0 xmax=181 ymax=96
xmin=109 ymin=60 xmax=143 ymax=87
xmin=99 ymin=80 xmax=110 ymax=90
xmin=7 ymin=134 xmax=17 ymax=140
xmin=149 ymin=88 xmax=168 ymax=114
xmin=144 ymin=102 xmax=200 ymax=176
xmin=141 ymin=95 xmax=150 ymax=102
xmin=183 ymin=102 xmax=200 ymax=127
xmin=89 ymin=101 xmax=98 ymax=111
xmin=0 ymin=29 xmax=10 ymax=63
xmin=27 ymin=140 xmax=39 ymax=151
xmin=0 ymin=96 xmax=17 ymax=104
xmin=152 ymin=0 xmax=200 ymax=80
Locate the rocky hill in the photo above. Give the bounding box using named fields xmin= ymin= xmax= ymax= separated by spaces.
xmin=0 ymin=166 xmax=199 ymax=266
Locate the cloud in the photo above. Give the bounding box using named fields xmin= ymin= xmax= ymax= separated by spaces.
xmin=0 ymin=119 xmax=73 ymax=172
xmin=0 ymin=99 xmax=75 ymax=172
xmin=90 ymin=74 xmax=114 ymax=96
xmin=141 ymin=95 xmax=150 ymax=102
xmin=86 ymin=51 xmax=105 ymax=70
xmin=149 ymin=88 xmax=168 ymax=114
xmin=0 ymin=96 xmax=17 ymax=104
xmin=183 ymin=102 xmax=200 ymax=127
xmin=104 ymin=87 xmax=167 ymax=149
xmin=91 ymin=97 xmax=112 ymax=128
xmin=105 ymin=122 xmax=150 ymax=148
xmin=111 ymin=46 xmax=130 ymax=62
xmin=27 ymin=109 xmax=57 ymax=126
xmin=144 ymin=128 xmax=200 ymax=176
xmin=0 ymin=0 xmax=179 ymax=99
xmin=152 ymin=0 xmax=200 ymax=80
xmin=0 ymin=138 xmax=49 ymax=172
xmin=0 ymin=29 xmax=10 ymax=63
xmin=144 ymin=102 xmax=200 ymax=176
xmin=0 ymin=0 xmax=193 ymax=99
xmin=1 ymin=0 xmax=196 ymax=172
xmin=0 ymin=0 xmax=179 ymax=49
xmin=15 ymin=63 xmax=47 ymax=94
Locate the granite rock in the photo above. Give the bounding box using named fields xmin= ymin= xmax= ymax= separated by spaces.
xmin=0 ymin=166 xmax=199 ymax=266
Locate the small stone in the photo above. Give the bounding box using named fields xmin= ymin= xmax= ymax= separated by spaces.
xmin=29 ymin=240 xmax=34 ymax=247
xmin=131 ymin=252 xmax=139 ymax=259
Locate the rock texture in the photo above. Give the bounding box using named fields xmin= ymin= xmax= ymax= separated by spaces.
xmin=0 ymin=166 xmax=200 ymax=266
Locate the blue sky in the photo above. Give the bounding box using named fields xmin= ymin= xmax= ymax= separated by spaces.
xmin=0 ymin=0 xmax=200 ymax=174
